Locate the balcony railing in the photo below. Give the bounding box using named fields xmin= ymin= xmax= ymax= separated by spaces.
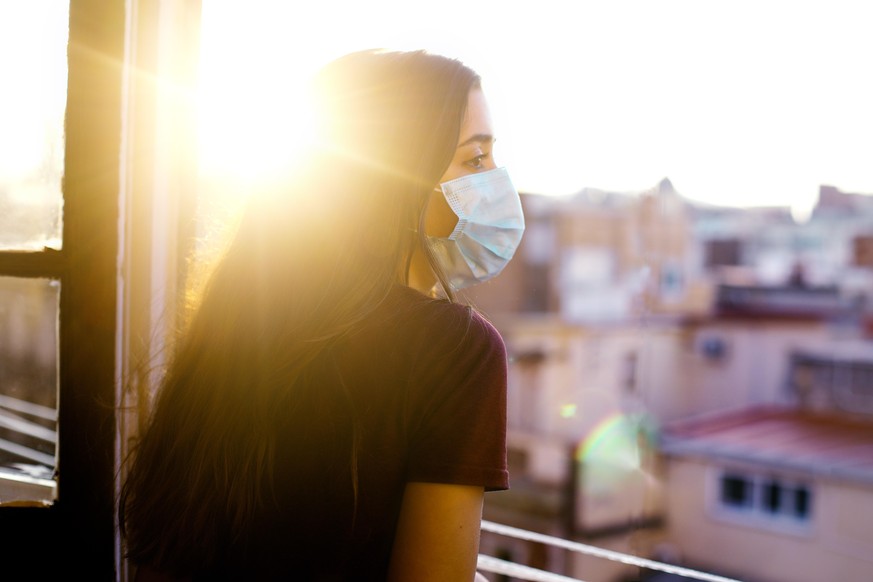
xmin=477 ymin=520 xmax=743 ymax=582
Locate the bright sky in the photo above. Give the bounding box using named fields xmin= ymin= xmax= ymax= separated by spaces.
xmin=199 ymin=0 xmax=873 ymax=219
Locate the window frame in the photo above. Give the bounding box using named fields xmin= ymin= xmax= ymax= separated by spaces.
xmin=710 ymin=466 xmax=815 ymax=537
xmin=0 ymin=2 xmax=202 ymax=580
xmin=0 ymin=0 xmax=125 ymax=577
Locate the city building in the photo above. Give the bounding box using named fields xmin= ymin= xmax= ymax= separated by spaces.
xmin=472 ymin=180 xmax=872 ymax=581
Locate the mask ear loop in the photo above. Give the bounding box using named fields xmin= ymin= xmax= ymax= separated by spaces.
xmin=415 ymin=184 xmax=456 ymax=302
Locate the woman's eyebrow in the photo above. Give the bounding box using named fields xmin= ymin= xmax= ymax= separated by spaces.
xmin=457 ymin=133 xmax=495 ymax=148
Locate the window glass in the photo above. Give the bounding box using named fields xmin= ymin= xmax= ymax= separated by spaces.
xmin=794 ymin=486 xmax=811 ymax=519
xmin=0 ymin=276 xmax=59 ymax=504
xmin=0 ymin=2 xmax=69 ymax=251
xmin=720 ymin=474 xmax=750 ymax=508
xmin=762 ymin=479 xmax=781 ymax=513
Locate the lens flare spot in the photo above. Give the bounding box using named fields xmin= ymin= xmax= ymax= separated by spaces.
xmin=560 ymin=403 xmax=577 ymax=419
xmin=575 ymin=413 xmax=658 ymax=495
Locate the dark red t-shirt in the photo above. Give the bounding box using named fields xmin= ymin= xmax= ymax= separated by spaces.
xmin=172 ymin=284 xmax=509 ymax=581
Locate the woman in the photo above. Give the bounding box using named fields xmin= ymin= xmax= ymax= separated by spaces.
xmin=119 ymin=48 xmax=525 ymax=581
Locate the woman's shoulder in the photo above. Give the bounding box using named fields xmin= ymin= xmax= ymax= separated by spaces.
xmin=381 ymin=285 xmax=505 ymax=361
xmin=387 ymin=285 xmax=501 ymax=338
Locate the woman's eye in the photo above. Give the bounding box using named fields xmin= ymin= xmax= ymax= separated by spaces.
xmin=466 ymin=154 xmax=486 ymax=169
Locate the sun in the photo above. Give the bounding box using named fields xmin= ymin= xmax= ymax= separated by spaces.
xmin=195 ymin=5 xmax=326 ymax=184
xmin=195 ymin=53 xmax=318 ymax=183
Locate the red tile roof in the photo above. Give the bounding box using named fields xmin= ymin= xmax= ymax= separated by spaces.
xmin=659 ymin=406 xmax=873 ymax=484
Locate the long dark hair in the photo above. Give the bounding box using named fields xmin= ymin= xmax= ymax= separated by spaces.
xmin=118 ymin=49 xmax=480 ymax=574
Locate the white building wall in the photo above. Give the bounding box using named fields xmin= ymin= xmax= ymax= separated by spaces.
xmin=664 ymin=457 xmax=873 ymax=582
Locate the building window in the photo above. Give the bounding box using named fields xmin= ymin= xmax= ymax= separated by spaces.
xmin=788 ymin=351 xmax=873 ymax=416
xmin=715 ymin=470 xmax=813 ymax=530
xmin=704 ymin=238 xmax=742 ymax=269
xmin=720 ymin=473 xmax=752 ymax=509
xmin=761 ymin=479 xmax=781 ymax=513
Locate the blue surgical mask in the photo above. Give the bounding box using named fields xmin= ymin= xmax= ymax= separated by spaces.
xmin=428 ymin=167 xmax=525 ymax=290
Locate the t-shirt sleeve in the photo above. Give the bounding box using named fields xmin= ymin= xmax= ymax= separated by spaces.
xmin=405 ymin=306 xmax=509 ymax=491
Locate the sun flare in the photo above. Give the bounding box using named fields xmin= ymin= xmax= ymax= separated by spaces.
xmin=196 ymin=56 xmax=317 ymax=182
xmin=196 ymin=6 xmax=326 ymax=184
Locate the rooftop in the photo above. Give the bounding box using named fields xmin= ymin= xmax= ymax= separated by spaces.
xmin=714 ymin=284 xmax=856 ymax=320
xmin=659 ymin=406 xmax=873 ymax=485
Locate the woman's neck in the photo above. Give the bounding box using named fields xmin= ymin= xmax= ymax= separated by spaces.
xmin=405 ymin=245 xmax=437 ymax=296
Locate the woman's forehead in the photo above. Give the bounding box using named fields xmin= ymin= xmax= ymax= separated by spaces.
xmin=459 ymin=88 xmax=495 ymax=146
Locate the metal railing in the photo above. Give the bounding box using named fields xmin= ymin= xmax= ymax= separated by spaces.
xmin=478 ymin=520 xmax=744 ymax=582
